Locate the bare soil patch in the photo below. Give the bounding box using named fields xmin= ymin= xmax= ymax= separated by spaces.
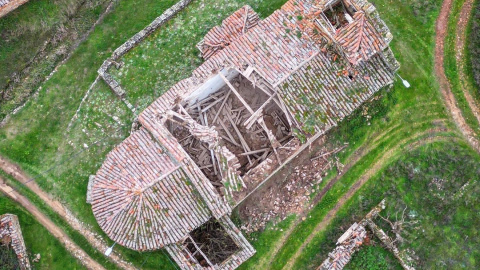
xmin=0 ymin=177 xmax=105 ymax=270
xmin=0 ymin=155 xmax=134 ymax=270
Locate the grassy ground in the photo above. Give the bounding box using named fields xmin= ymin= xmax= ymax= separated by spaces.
xmin=443 ymin=0 xmax=480 ymax=136
xmin=0 ymin=0 xmax=477 ymax=269
xmin=467 ymin=0 xmax=480 ymax=89
xmin=0 ymin=194 xmax=85 ymax=269
xmin=0 ymin=0 xmax=111 ymax=119
xmin=0 ymin=171 xmax=121 ymax=270
xmin=303 ymin=141 xmax=480 ymax=269
xmin=345 ymin=244 xmax=402 ymax=270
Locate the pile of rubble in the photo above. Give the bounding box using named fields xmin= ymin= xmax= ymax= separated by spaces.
xmin=240 ymin=144 xmax=347 ymax=232
xmin=167 ymin=74 xmax=292 ymax=193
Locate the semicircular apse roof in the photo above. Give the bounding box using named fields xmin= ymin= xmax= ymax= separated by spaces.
xmin=91 ymin=127 xmax=211 ymax=251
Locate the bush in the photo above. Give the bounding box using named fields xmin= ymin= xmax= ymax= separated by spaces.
xmin=345 ymin=245 xmax=398 ymax=270
xmin=410 ymin=0 xmax=439 ymax=23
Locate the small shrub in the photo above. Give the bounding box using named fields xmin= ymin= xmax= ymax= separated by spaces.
xmin=410 ymin=0 xmax=439 ymax=23
xmin=345 ymin=245 xmax=394 ymax=270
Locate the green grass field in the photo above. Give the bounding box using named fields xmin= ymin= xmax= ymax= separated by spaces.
xmin=300 ymin=141 xmax=480 ymax=269
xmin=0 ymin=0 xmax=112 ymax=119
xmin=443 ymin=0 xmax=480 ymax=137
xmin=0 ymin=0 xmax=480 ymax=268
xmin=345 ymin=245 xmax=402 ymax=270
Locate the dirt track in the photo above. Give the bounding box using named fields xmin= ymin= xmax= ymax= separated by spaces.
xmin=281 ymin=129 xmax=452 ymax=270
xmin=280 ymin=1 xmax=480 ymax=267
xmin=0 ymin=156 xmax=134 ymax=270
xmin=0 ymin=177 xmax=105 ymax=270
xmin=435 ymin=0 xmax=480 ymax=153
xmin=455 ymin=0 xmax=479 ymax=123
xmin=272 ymin=2 xmax=479 ymax=264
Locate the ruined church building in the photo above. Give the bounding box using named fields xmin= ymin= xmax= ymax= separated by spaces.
xmin=88 ymin=0 xmax=399 ymax=268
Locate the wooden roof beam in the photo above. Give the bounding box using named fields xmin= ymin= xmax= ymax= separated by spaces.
xmin=220 ymin=72 xmax=282 ymax=164
xmin=187 ymin=235 xmax=216 ymax=268
xmin=244 ymin=92 xmax=277 ymax=129
xmin=219 ymin=73 xmax=255 ymax=115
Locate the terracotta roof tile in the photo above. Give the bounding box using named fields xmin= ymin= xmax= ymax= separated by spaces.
xmin=91 ymin=127 xmax=211 ymax=250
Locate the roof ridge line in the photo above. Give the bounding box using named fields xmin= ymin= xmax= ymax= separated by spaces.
xmin=140 ymin=165 xmax=181 ymax=193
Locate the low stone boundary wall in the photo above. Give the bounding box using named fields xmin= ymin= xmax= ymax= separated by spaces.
xmin=98 ymin=0 xmax=194 ymax=103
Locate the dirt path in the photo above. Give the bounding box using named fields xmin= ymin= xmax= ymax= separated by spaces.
xmin=0 ymin=177 xmax=105 ymax=270
xmin=0 ymin=156 xmax=135 ymax=270
xmin=435 ymin=0 xmax=480 ymax=153
xmin=256 ymin=141 xmax=370 ymax=269
xmin=260 ymin=118 xmax=449 ymax=269
xmin=456 ymin=0 xmax=480 ymax=123
xmin=282 ymin=129 xmax=452 ymax=270
xmin=276 ymin=2 xmax=479 ymax=266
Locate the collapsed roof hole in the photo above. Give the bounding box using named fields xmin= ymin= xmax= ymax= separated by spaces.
xmin=323 ymin=0 xmax=357 ymax=29
xmin=165 ymin=119 xmax=223 ymax=193
xmin=185 ymin=218 xmax=239 ymax=266
xmin=181 ymin=73 xmax=292 ymax=176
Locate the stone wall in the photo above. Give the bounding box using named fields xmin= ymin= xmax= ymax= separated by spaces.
xmin=0 ymin=214 xmax=31 ymax=270
xmin=318 ymin=199 xmax=385 ymax=270
xmin=97 ymin=0 xmax=194 ymax=99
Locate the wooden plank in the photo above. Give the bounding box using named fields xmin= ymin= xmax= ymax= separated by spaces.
xmin=187 ymin=236 xmax=215 ymax=268
xmin=226 ymin=110 xmax=252 ymax=164
xmin=201 ymin=95 xmax=225 ymax=113
xmin=244 ymin=93 xmax=277 ymax=129
xmin=220 ymin=73 xmax=254 ymax=114
xmin=213 ymin=90 xmax=232 ymax=123
xmin=239 ymin=148 xmax=270 ymax=156
xmin=204 ymin=113 xmax=218 ymax=176
xmin=216 ymin=117 xmax=241 ymax=147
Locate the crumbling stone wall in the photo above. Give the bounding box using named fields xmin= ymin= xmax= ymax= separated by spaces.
xmin=0 ymin=214 xmax=31 ymax=270
xmin=98 ymin=0 xmax=194 ymax=99
xmin=318 ymin=200 xmax=416 ymax=270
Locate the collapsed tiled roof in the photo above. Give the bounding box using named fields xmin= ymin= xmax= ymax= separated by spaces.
xmin=280 ymin=52 xmax=394 ymax=132
xmin=0 ymin=214 xmax=31 ymax=270
xmin=191 ymin=1 xmax=320 ymax=85
xmin=92 ymin=0 xmax=399 ymax=260
xmin=91 ymin=127 xmax=212 ymax=250
xmin=138 ymin=109 xmax=231 ymax=215
xmin=197 ymin=5 xmax=260 ymax=60
xmin=141 ymin=0 xmax=397 ymax=122
xmin=335 ymin=11 xmax=387 ymax=64
xmin=319 ymin=222 xmax=367 ymax=270
xmin=166 ymin=216 xmax=256 ymax=269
